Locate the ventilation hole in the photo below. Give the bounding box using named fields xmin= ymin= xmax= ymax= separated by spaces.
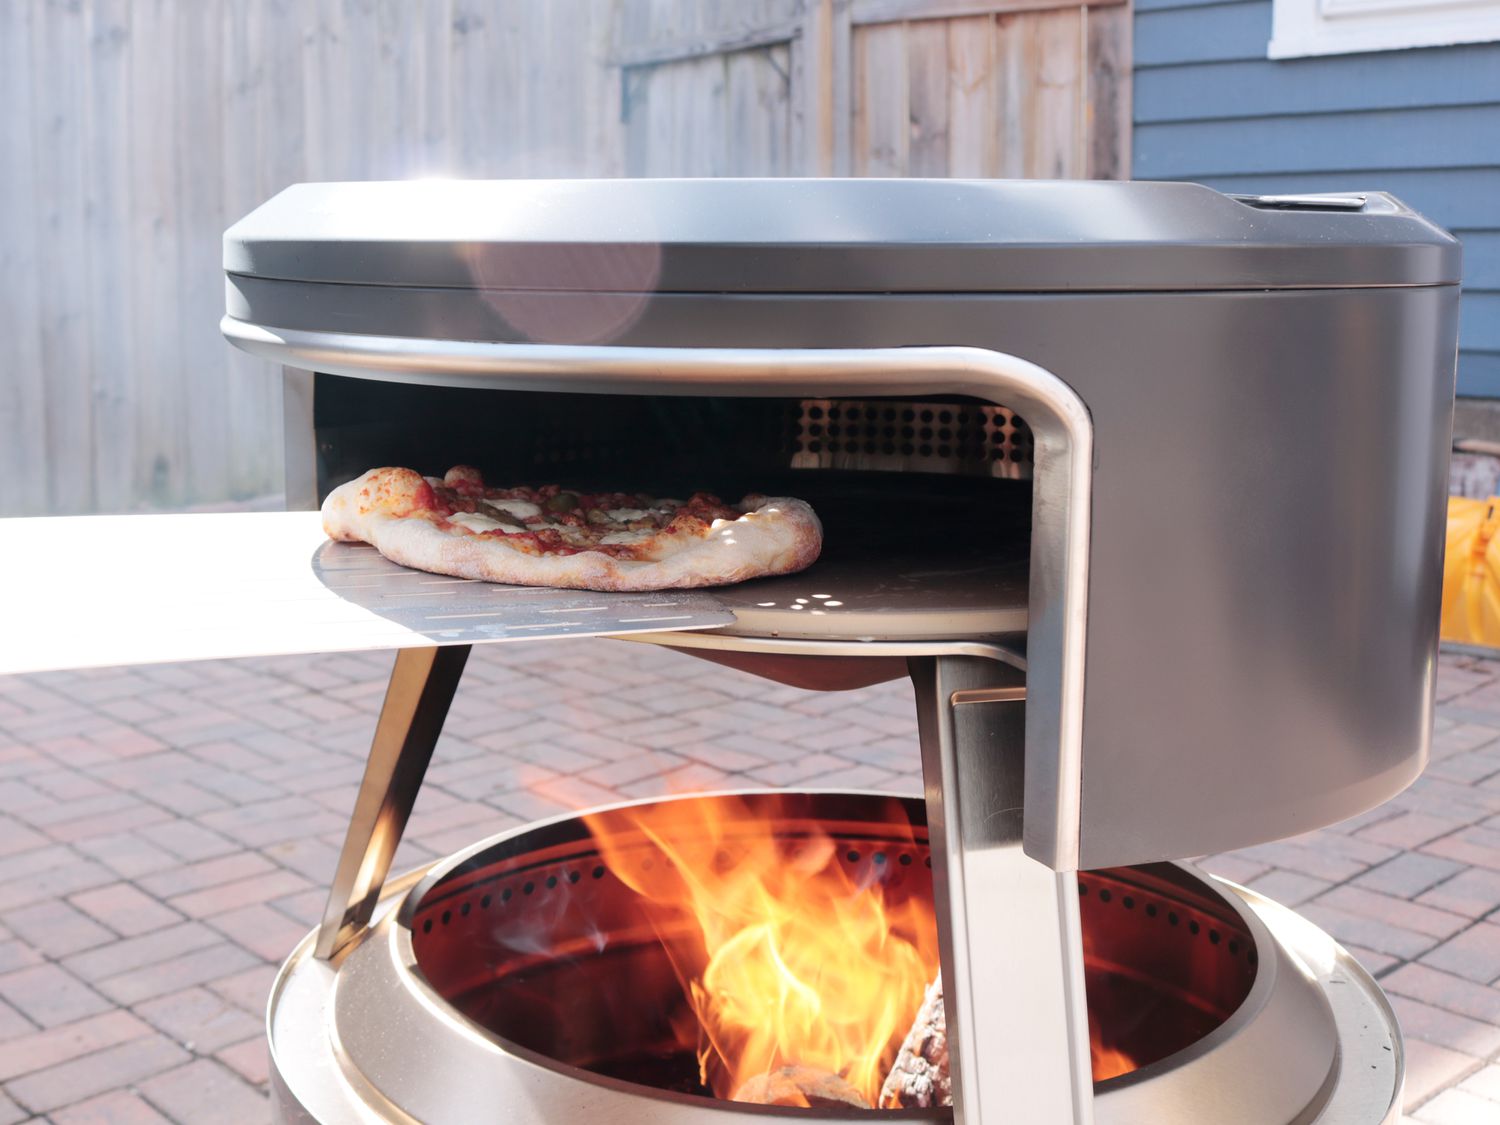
xmin=1122 ymin=896 xmax=1135 ymax=910
xmin=938 ymin=427 xmax=952 ymax=441
xmin=847 ymin=408 xmax=861 ymax=421
xmin=939 ymin=410 xmax=953 ymax=424
xmin=460 ymin=902 xmax=471 ymax=917
xmin=924 ymin=856 xmax=932 ymax=868
xmin=920 ymin=409 xmax=934 ymax=423
xmin=873 ymin=853 xmax=887 ymax=866
xmin=592 ymin=865 xmax=605 ymax=879
xmin=1189 ymin=920 xmax=1201 ymax=936
xmin=441 ymin=910 xmax=452 ymax=925
xmin=809 ymin=406 xmax=824 ymax=420
xmin=902 ymin=408 xmax=916 ymax=422
xmin=568 ymin=871 xmax=581 ymax=884
xmin=846 ymin=850 xmax=861 ymax=863
xmin=422 ymin=918 xmax=433 ymax=934
xmin=523 ymin=882 xmax=535 ymax=896
xmin=1168 ymin=911 xmax=1179 ymax=926
xmin=502 ymin=888 xmax=513 ymax=902
xmin=899 ymin=854 xmax=913 ymax=866
xmin=480 ymin=894 xmax=492 ymax=909
xmin=1145 ymin=903 xmax=1158 ymax=918
xmin=1209 ymin=929 xmax=1220 ymax=945
xmin=1228 ymin=939 xmax=1240 ymax=955
xmin=829 ymin=407 xmax=841 ymax=420
xmin=1078 ymin=882 xmax=1089 ymax=896
xmin=883 ymin=424 xmax=896 ymax=438
xmin=809 ymin=424 xmax=823 ymax=437
xmin=1098 ymin=889 xmax=1112 ymax=904
xmin=884 ymin=407 xmax=897 ymax=421
xmin=809 ymin=440 xmax=823 ymax=454
xmin=546 ymin=875 xmax=558 ymax=889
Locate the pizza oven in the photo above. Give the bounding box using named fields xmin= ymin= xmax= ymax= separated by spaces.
xmin=219 ymin=179 xmax=1459 ymax=1124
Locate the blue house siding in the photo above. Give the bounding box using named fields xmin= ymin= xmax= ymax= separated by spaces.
xmin=1133 ymin=0 xmax=1500 ymax=396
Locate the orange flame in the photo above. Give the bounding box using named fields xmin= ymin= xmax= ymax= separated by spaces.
xmin=1091 ymin=1041 xmax=1135 ymax=1083
xmin=584 ymin=795 xmax=1136 ymax=1106
xmin=584 ymin=795 xmax=937 ymax=1106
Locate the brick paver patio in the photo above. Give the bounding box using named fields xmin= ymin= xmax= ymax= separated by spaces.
xmin=0 ymin=640 xmax=1498 ymax=1122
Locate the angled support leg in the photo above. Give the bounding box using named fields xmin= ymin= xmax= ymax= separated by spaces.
xmin=315 ymin=644 xmax=471 ymax=960
xmin=909 ymin=654 xmax=1094 ymax=1125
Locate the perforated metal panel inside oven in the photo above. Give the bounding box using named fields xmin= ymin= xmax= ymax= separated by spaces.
xmin=791 ymin=400 xmax=1033 ymax=479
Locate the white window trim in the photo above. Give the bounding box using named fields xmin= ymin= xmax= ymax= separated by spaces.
xmin=1270 ymin=0 xmax=1500 ymax=58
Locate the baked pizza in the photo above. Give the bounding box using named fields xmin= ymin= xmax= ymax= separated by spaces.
xmin=322 ymin=466 xmax=822 ymax=592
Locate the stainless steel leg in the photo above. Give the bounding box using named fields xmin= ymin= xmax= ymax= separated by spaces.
xmin=909 ymin=654 xmax=1094 ymax=1125
xmin=314 ymin=644 xmax=471 ymax=960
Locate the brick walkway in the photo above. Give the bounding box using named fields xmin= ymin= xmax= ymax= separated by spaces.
xmin=0 ymin=642 xmax=1497 ymax=1123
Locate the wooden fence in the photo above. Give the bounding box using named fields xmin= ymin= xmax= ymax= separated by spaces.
xmin=0 ymin=0 xmax=1129 ymax=515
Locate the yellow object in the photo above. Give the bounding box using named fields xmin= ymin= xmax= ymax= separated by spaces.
xmin=1442 ymin=496 xmax=1500 ymax=645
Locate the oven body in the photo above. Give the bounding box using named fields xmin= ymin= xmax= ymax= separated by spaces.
xmin=224 ymin=178 xmax=1457 ymax=1124
xmin=229 ymin=179 xmax=1460 ymax=870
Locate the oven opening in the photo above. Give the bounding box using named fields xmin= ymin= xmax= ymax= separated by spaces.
xmin=312 ymin=375 xmax=1036 ymax=641
xmin=405 ymin=792 xmax=1258 ymax=1111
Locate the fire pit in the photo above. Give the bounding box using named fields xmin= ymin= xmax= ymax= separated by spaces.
xmin=269 ymin=790 xmax=1394 ymax=1123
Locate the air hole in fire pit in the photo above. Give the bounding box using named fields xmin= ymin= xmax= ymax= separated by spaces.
xmin=407 ymin=793 xmax=1257 ymax=1111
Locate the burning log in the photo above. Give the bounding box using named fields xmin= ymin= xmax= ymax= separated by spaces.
xmin=734 ymin=1066 xmax=872 ymax=1109
xmin=881 ymin=971 xmax=1140 ymax=1106
xmin=879 ymin=974 xmax=951 ymax=1109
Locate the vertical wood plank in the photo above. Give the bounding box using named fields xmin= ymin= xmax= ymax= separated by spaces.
xmin=1085 ymin=3 xmax=1131 ymax=181
xmin=992 ymin=13 xmax=1030 ymax=178
xmin=765 ymin=42 xmax=793 ymax=175
xmin=791 ymin=0 xmax=833 ymax=175
xmin=127 ymin=0 xmax=183 ymax=506
xmin=831 ymin=0 xmax=854 ymax=174
xmin=852 ymin=22 xmax=908 ymax=176
xmin=419 ymin=0 xmax=456 ymax=175
xmin=173 ymin=0 xmax=230 ymax=504
xmin=83 ymin=0 xmax=135 ymax=511
xmin=906 ymin=18 xmax=950 ymax=176
xmin=587 ymin=0 xmax=626 ymax=176
xmin=222 ymin=0 xmax=280 ymax=500
xmin=1027 ymin=8 xmax=1084 ymax=179
xmin=0 ymin=1 xmax=49 ymax=513
xmin=946 ymin=15 xmax=995 ymax=177
xmin=32 ymin=0 xmax=97 ymax=513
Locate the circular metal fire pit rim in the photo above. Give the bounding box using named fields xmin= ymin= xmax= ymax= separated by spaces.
xmin=266 ymin=791 xmax=1402 ymax=1124
xmin=266 ymin=866 xmax=1401 ymax=1125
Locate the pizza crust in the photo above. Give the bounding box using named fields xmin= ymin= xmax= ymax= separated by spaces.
xmin=322 ymin=467 xmax=823 ymax=592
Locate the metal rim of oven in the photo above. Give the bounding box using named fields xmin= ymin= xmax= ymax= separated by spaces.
xmin=266 ymin=792 xmax=1401 ymax=1125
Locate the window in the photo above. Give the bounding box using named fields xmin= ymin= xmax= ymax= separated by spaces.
xmin=1270 ymin=0 xmax=1500 ymax=58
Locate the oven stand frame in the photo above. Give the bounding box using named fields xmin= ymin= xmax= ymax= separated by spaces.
xmin=290 ymin=342 xmax=1097 ymax=1125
